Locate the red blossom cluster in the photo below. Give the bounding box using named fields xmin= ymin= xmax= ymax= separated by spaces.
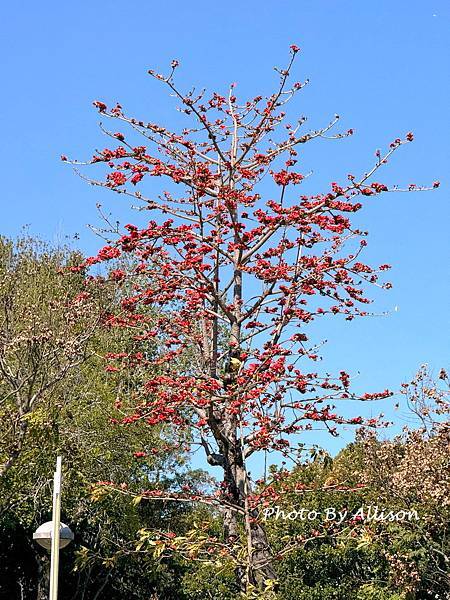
xmin=66 ymin=50 xmax=438 ymax=578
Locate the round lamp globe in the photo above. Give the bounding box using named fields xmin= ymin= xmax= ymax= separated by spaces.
xmin=33 ymin=522 xmax=74 ymax=551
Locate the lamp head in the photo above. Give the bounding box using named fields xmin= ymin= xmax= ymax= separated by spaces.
xmin=33 ymin=522 xmax=74 ymax=551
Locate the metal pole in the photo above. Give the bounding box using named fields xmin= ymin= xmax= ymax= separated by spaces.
xmin=49 ymin=456 xmax=62 ymax=600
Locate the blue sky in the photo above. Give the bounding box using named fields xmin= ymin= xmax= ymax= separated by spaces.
xmin=2 ymin=1 xmax=449 ymax=455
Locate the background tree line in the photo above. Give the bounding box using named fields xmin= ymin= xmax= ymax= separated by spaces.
xmin=0 ymin=237 xmax=448 ymax=600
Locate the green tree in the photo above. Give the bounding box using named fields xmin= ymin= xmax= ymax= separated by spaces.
xmin=266 ymin=368 xmax=449 ymax=600
xmin=0 ymin=237 xmax=201 ymax=599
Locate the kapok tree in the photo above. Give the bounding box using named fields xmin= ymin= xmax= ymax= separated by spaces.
xmin=64 ymin=47 xmax=438 ymax=591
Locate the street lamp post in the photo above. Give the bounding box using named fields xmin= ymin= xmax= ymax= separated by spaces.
xmin=49 ymin=456 xmax=61 ymax=600
xmin=33 ymin=457 xmax=74 ymax=600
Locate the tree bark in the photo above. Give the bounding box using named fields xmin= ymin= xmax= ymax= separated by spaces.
xmin=36 ymin=554 xmax=50 ymax=600
xmin=217 ymin=418 xmax=276 ymax=589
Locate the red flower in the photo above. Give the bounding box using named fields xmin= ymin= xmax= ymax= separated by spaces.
xmin=73 ymin=292 xmax=90 ymax=303
xmin=272 ymin=170 xmax=303 ymax=186
xmin=93 ymin=100 xmax=107 ymax=112
xmin=110 ymin=269 xmax=126 ymax=281
xmin=133 ymin=451 xmax=147 ymax=458
xmin=107 ymin=172 xmax=127 ymax=187
xmin=371 ymin=182 xmax=388 ymax=193
xmin=349 ymin=416 xmax=363 ymax=424
xmin=131 ymin=173 xmax=144 ymax=185
xmin=98 ymin=245 xmax=121 ymax=260
xmin=290 ymin=44 xmax=300 ymax=53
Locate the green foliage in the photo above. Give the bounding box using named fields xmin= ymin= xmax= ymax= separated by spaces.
xmin=180 ymin=561 xmax=239 ymax=600
xmin=0 ymin=236 xmax=200 ymax=599
xmin=356 ymin=585 xmax=405 ymax=600
xmin=276 ymin=543 xmax=389 ymax=599
xmin=263 ymin=420 xmax=449 ymax=600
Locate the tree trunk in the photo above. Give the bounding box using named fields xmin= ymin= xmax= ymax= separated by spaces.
xmin=36 ymin=554 xmax=50 ymax=600
xmin=219 ymin=422 xmax=277 ymax=590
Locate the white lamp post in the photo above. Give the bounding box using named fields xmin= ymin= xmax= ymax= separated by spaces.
xmin=33 ymin=457 xmax=74 ymax=600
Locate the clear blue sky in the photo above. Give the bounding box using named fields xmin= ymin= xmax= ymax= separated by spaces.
xmin=2 ymin=1 xmax=449 ymax=454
